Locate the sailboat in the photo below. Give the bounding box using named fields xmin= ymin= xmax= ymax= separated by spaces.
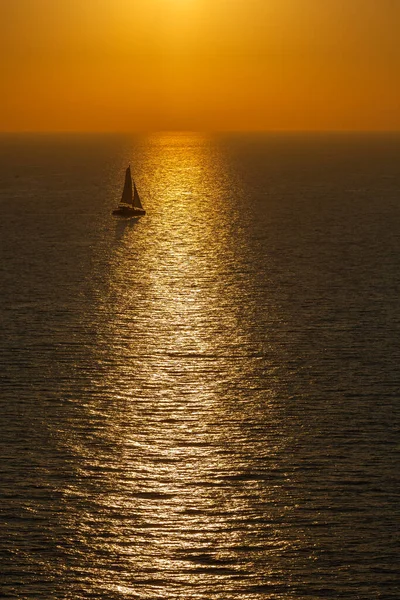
xmin=112 ymin=166 xmax=146 ymax=217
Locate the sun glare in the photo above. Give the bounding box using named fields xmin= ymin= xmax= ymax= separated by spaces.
xmin=1 ymin=0 xmax=399 ymax=131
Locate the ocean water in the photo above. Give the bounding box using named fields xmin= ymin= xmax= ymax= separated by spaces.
xmin=0 ymin=132 xmax=399 ymax=599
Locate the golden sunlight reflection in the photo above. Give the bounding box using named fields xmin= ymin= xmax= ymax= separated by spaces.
xmin=76 ymin=134 xmax=288 ymax=596
xmin=3 ymin=126 xmax=399 ymax=598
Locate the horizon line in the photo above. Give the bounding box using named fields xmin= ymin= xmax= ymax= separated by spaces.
xmin=1 ymin=129 xmax=400 ymax=135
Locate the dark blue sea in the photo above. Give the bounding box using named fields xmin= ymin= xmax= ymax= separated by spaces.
xmin=1 ymin=132 xmax=399 ymax=599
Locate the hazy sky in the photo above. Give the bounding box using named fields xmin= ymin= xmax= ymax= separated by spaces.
xmin=1 ymin=0 xmax=399 ymax=131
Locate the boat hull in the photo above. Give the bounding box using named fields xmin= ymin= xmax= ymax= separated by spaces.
xmin=112 ymin=207 xmax=146 ymax=217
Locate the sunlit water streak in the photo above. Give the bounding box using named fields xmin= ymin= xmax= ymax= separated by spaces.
xmin=0 ymin=133 xmax=399 ymax=598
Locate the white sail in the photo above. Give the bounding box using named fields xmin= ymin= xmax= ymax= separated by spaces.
xmin=133 ymin=182 xmax=144 ymax=209
xmin=121 ymin=166 xmax=133 ymax=205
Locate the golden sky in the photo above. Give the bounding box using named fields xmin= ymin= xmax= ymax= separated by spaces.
xmin=1 ymin=0 xmax=399 ymax=131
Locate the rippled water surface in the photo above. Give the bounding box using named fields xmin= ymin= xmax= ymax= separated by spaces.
xmin=1 ymin=133 xmax=399 ymax=598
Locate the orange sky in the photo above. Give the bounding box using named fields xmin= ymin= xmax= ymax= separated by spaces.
xmin=1 ymin=0 xmax=399 ymax=132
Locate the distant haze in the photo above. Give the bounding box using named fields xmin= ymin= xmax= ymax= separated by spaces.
xmin=1 ymin=0 xmax=399 ymax=132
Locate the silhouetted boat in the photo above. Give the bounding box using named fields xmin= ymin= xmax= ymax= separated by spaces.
xmin=112 ymin=166 xmax=146 ymax=217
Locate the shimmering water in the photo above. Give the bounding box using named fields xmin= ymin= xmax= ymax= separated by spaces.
xmin=1 ymin=132 xmax=399 ymax=599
